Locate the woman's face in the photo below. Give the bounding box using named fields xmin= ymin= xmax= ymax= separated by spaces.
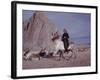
xmin=63 ymin=29 xmax=67 ymax=33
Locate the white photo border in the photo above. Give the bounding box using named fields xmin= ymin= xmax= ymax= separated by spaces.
xmin=11 ymin=1 xmax=98 ymax=79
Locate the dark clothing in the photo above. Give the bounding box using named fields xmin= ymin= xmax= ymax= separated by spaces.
xmin=39 ymin=49 xmax=47 ymax=57
xmin=39 ymin=52 xmax=46 ymax=57
xmin=62 ymin=32 xmax=69 ymax=51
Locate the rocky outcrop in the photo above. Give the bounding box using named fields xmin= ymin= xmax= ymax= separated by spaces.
xmin=23 ymin=11 xmax=57 ymax=53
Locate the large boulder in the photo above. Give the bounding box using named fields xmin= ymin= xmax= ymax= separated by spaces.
xmin=23 ymin=11 xmax=57 ymax=53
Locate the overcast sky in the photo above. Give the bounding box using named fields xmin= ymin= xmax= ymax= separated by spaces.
xmin=23 ymin=10 xmax=91 ymax=44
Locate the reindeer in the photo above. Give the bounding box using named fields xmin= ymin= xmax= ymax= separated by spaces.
xmin=23 ymin=48 xmax=48 ymax=61
xmin=51 ymin=32 xmax=76 ymax=60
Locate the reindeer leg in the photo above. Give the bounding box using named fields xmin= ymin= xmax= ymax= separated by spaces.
xmin=57 ymin=50 xmax=61 ymax=61
xmin=38 ymin=57 xmax=40 ymax=60
xmin=38 ymin=55 xmax=41 ymax=60
xmin=61 ymin=52 xmax=65 ymax=59
xmin=59 ymin=50 xmax=66 ymax=60
xmin=73 ymin=51 xmax=76 ymax=59
xmin=69 ymin=49 xmax=76 ymax=59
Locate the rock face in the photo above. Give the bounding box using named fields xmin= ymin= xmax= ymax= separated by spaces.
xmin=23 ymin=11 xmax=57 ymax=53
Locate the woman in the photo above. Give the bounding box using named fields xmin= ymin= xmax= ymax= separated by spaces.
xmin=62 ymin=28 xmax=69 ymax=52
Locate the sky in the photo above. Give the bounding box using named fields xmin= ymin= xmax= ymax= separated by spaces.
xmin=23 ymin=10 xmax=91 ymax=44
